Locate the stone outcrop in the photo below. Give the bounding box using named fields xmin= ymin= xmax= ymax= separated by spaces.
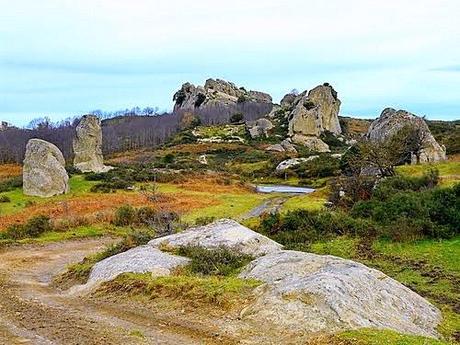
xmin=367 ymin=108 xmax=447 ymax=164
xmin=173 ymin=79 xmax=272 ymax=111
xmin=276 ymin=156 xmax=319 ymax=171
xmin=246 ymin=118 xmax=274 ymax=138
xmin=23 ymin=139 xmax=69 ymax=197
xmin=266 ymin=139 xmax=297 ymax=154
xmin=73 ymin=115 xmax=112 ymax=173
xmin=149 ymin=219 xmax=283 ymax=257
xmin=239 ymin=250 xmax=441 ymax=338
xmin=285 ymin=84 xmax=341 ymax=152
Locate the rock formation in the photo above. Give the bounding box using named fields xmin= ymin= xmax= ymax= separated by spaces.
xmin=173 ymin=78 xmax=272 ymax=111
xmin=284 ymin=84 xmax=341 ymax=152
xmin=73 ymin=115 xmax=112 ymax=173
xmin=149 ymin=219 xmax=283 ymax=257
xmin=23 ymin=139 xmax=69 ymax=197
xmin=246 ymin=118 xmax=274 ymax=138
xmin=82 ymin=219 xmax=441 ymax=338
xmin=239 ymin=250 xmax=441 ymax=338
xmin=367 ymin=108 xmax=447 ymax=164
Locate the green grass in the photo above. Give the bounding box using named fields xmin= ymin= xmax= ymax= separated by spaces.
xmin=373 ymin=237 xmax=460 ymax=274
xmin=338 ymin=328 xmax=449 ymax=345
xmin=182 ymin=192 xmax=273 ymax=223
xmin=97 ymin=273 xmax=261 ymax=308
xmin=396 ymin=160 xmax=460 ymax=186
xmin=281 ymin=188 xmax=328 ymax=213
xmin=0 ymin=175 xmax=97 ymax=215
xmin=306 ymin=235 xmax=460 ymax=342
xmin=193 ymin=124 xmax=247 ymax=139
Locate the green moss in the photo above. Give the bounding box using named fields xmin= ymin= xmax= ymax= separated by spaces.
xmin=338 ymin=328 xmax=449 ymax=345
xmin=309 ymin=237 xmax=359 ymax=259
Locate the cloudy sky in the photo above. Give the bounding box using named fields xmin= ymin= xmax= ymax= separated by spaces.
xmin=1 ymin=0 xmax=459 ymax=126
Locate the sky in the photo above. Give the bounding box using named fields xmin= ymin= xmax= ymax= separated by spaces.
xmin=1 ymin=0 xmax=459 ymax=127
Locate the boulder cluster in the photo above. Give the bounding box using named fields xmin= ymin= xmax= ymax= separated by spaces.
xmin=23 ymin=115 xmax=111 ymax=197
xmin=74 ymin=219 xmax=442 ymax=339
xmin=173 ymin=78 xmax=272 ymax=112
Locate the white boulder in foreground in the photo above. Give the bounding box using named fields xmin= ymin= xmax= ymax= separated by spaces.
xmin=149 ymin=219 xmax=283 ymax=257
xmin=239 ymin=250 xmax=441 ymax=338
xmin=72 ymin=246 xmax=190 ymax=293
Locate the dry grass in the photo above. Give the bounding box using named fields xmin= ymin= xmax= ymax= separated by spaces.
xmin=0 ymin=164 xmax=22 ymax=180
xmin=177 ymin=175 xmax=251 ymax=194
xmin=0 ymin=191 xmax=218 ymax=230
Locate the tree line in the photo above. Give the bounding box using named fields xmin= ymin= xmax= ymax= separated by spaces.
xmin=0 ymin=102 xmax=272 ymax=164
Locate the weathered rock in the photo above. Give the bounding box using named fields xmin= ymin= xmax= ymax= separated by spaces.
xmin=247 ymin=118 xmax=274 ymax=138
xmin=23 ymin=139 xmax=69 ymax=197
xmin=173 ymin=79 xmax=272 ymax=111
xmin=239 ymin=250 xmax=441 ymax=338
xmin=291 ymin=134 xmax=330 ymax=152
xmin=266 ymin=144 xmax=285 ymax=153
xmin=149 ymin=219 xmax=282 ymax=257
xmin=73 ymin=115 xmax=112 ymax=173
xmin=82 ymin=246 xmax=190 ymax=290
xmin=276 ymin=156 xmax=319 ymax=171
xmin=198 ymin=154 xmax=208 ymax=165
xmin=367 ymin=108 xmax=447 ymax=164
xmin=280 ymin=139 xmax=297 ymax=153
xmin=280 ymin=92 xmax=298 ymax=108
xmin=288 ymin=84 xmax=342 ymax=139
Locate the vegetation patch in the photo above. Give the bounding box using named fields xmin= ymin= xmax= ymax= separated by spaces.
xmin=96 ymin=273 xmax=260 ymax=309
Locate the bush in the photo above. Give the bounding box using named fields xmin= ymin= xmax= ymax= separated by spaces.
xmin=230 ymin=112 xmax=244 ymax=123
xmin=113 ymin=205 xmax=136 ymax=226
xmin=194 ymin=216 xmax=216 ymax=226
xmin=4 ymin=215 xmax=52 ymax=240
xmin=0 ymin=176 xmax=22 ymax=193
xmin=258 ymin=210 xmax=377 ymax=249
xmin=0 ymin=195 xmax=11 ymax=203
xmin=177 ymin=246 xmax=254 ymax=276
xmin=293 ymin=155 xmax=341 ymax=179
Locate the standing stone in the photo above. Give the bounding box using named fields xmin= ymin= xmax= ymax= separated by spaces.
xmin=73 ymin=115 xmax=112 ymax=173
xmin=23 ymin=139 xmax=69 ymax=197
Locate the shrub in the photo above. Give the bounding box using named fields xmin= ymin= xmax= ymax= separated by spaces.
xmin=194 ymin=216 xmax=216 ymax=226
xmin=113 ymin=205 xmax=136 ymax=226
xmin=230 ymin=112 xmax=244 ymax=123
xmin=177 ymin=246 xmax=254 ymax=276
xmin=293 ymin=155 xmax=341 ymax=179
xmin=0 ymin=176 xmax=22 ymax=193
xmin=0 ymin=195 xmax=11 ymax=203
xmin=4 ymin=215 xmax=52 ymax=240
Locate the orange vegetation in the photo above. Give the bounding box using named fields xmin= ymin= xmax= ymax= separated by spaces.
xmin=177 ymin=176 xmax=252 ymax=194
xmin=0 ymin=191 xmax=218 ymax=230
xmin=0 ymin=164 xmax=22 ymax=180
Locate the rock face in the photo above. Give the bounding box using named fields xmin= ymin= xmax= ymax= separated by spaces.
xmin=23 ymin=139 xmax=69 ymax=197
xmin=73 ymin=115 xmax=112 ymax=173
xmin=266 ymin=139 xmax=297 ymax=154
xmin=285 ymin=84 xmax=341 ymax=152
xmin=247 ymin=118 xmax=274 ymax=138
xmin=173 ymin=79 xmax=272 ymax=111
xmin=149 ymin=219 xmax=283 ymax=257
xmin=239 ymin=250 xmax=441 ymax=338
xmin=367 ymin=108 xmax=447 ymax=164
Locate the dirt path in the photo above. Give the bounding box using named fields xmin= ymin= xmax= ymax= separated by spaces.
xmin=0 ymin=238 xmax=228 ymax=345
xmin=239 ymin=196 xmax=289 ymax=221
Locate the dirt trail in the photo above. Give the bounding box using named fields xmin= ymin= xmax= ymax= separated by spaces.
xmin=0 ymin=238 xmax=227 ymax=345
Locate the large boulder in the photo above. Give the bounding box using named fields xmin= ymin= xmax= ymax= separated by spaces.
xmin=73 ymin=115 xmax=112 ymax=173
xmin=367 ymin=108 xmax=447 ymax=164
xmin=173 ymin=79 xmax=272 ymax=112
xmin=276 ymin=156 xmax=319 ymax=171
xmin=23 ymin=139 xmax=69 ymax=197
xmin=287 ymin=84 xmax=342 ymax=137
xmin=239 ymin=250 xmax=441 ymax=338
xmin=285 ymin=84 xmax=341 ymax=152
xmin=149 ymin=219 xmax=283 ymax=257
